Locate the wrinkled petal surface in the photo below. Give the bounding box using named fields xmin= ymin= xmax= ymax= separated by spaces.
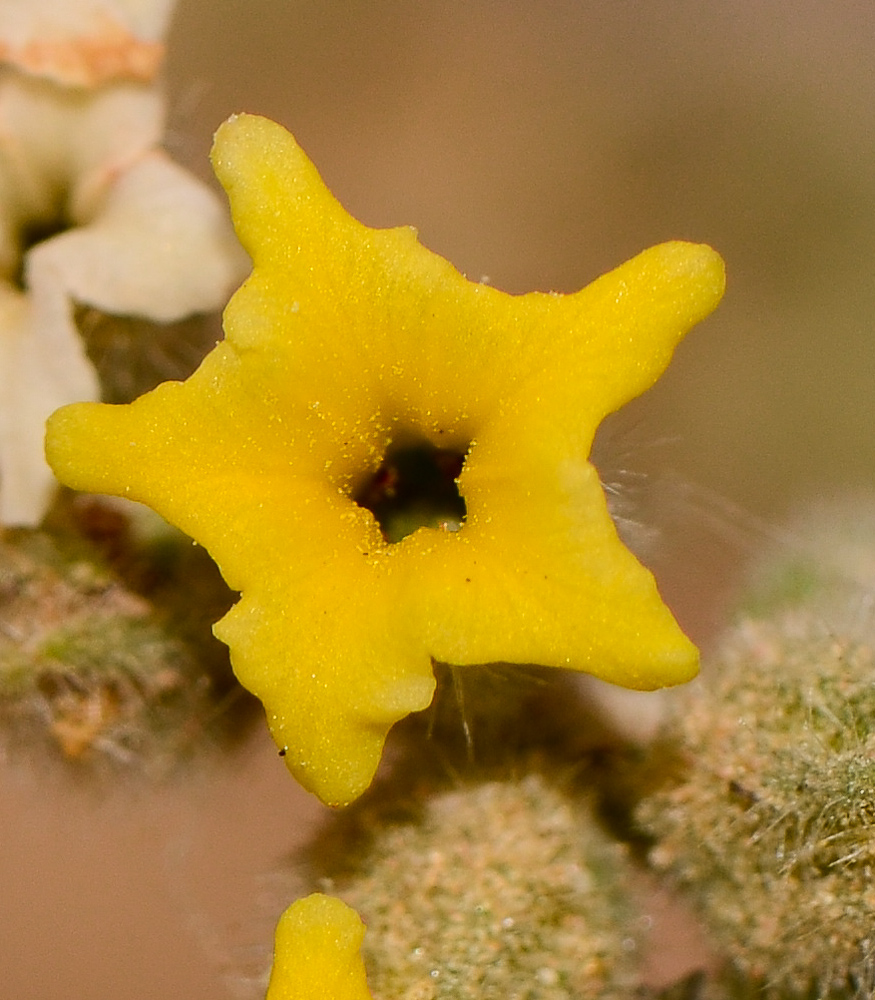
xmin=266 ymin=894 xmax=373 ymax=1000
xmin=46 ymin=114 xmax=725 ymax=805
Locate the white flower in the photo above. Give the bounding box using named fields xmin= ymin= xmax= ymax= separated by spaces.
xmin=0 ymin=0 xmax=176 ymax=86
xmin=0 ymin=1 xmax=247 ymax=526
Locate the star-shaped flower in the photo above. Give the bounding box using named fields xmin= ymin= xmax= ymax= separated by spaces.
xmin=265 ymin=895 xmax=373 ymax=1000
xmin=46 ymin=114 xmax=725 ymax=806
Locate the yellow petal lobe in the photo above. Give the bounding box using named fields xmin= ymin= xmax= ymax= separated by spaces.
xmin=266 ymin=894 xmax=373 ymax=1000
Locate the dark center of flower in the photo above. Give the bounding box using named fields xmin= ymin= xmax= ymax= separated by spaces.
xmin=13 ymin=210 xmax=69 ymax=289
xmin=353 ymin=440 xmax=468 ymax=543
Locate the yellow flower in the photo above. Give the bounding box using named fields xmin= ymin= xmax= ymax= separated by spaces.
xmin=46 ymin=114 xmax=725 ymax=806
xmin=266 ymin=894 xmax=373 ymax=1000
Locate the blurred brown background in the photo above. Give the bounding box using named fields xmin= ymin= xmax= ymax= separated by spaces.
xmin=4 ymin=1 xmax=875 ymax=997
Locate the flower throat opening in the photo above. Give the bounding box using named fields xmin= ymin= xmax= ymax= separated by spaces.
xmin=13 ymin=210 xmax=69 ymax=289
xmin=353 ymin=440 xmax=468 ymax=543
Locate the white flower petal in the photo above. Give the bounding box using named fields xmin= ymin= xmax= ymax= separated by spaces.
xmin=0 ymin=9 xmax=243 ymax=527
xmin=0 ymin=0 xmax=176 ymax=86
xmin=0 ymin=283 xmax=98 ymax=526
xmin=26 ymin=150 xmax=247 ymax=323
xmin=0 ymin=71 xmax=164 ymax=230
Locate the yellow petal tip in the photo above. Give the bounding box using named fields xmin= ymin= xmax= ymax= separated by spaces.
xmin=267 ymin=894 xmax=373 ymax=1000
